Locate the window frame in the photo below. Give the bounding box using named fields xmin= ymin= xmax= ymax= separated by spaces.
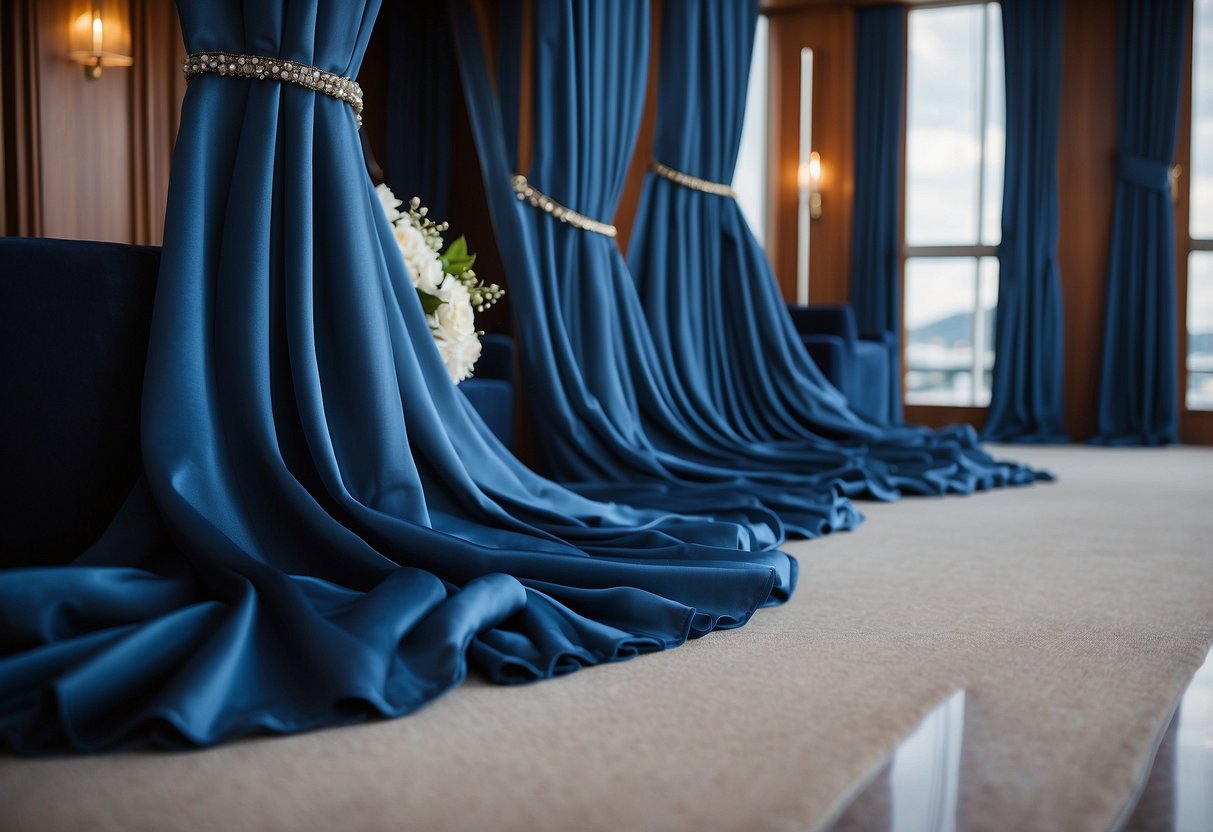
xmin=900 ymin=0 xmax=1003 ymax=417
xmin=1179 ymin=0 xmax=1213 ymax=441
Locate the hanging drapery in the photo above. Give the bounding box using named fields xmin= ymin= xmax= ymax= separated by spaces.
xmin=621 ymin=0 xmax=1045 ymax=499
xmin=981 ymin=0 xmax=1068 ymax=442
xmin=384 ymin=0 xmax=455 ymax=217
xmin=851 ymin=4 xmax=905 ymax=425
xmin=453 ymin=0 xmax=877 ymax=538
xmin=0 ymin=0 xmax=797 ymax=753
xmin=1094 ymin=0 xmax=1187 ymax=445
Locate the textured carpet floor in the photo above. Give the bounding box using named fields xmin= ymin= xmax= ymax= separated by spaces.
xmin=1 ymin=445 xmax=1211 ymax=832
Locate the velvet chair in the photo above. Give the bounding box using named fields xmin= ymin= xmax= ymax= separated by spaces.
xmin=786 ymin=304 xmax=896 ymax=423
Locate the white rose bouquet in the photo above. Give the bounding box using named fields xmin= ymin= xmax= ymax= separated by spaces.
xmin=376 ymin=183 xmax=504 ymax=383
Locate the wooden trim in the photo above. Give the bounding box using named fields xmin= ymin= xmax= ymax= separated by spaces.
xmin=903 ymin=403 xmax=987 ymax=430
xmin=128 ymin=0 xmax=184 ymax=246
xmin=1176 ymin=0 xmax=1213 ymax=444
xmin=0 ymin=0 xmax=43 ymax=236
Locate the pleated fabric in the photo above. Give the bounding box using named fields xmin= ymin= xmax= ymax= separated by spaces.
xmin=851 ymin=4 xmax=906 ymax=425
xmin=981 ymin=0 xmax=1068 ymax=443
xmin=623 ymin=0 xmax=1047 ymax=497
xmin=1094 ymin=0 xmax=1187 ymax=445
xmin=454 ymin=0 xmax=870 ymax=539
xmin=0 ymin=0 xmax=797 ymax=753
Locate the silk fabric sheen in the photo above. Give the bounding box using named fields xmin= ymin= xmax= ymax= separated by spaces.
xmin=0 ymin=0 xmax=794 ymax=752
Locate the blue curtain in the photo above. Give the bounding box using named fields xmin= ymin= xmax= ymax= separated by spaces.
xmin=981 ymin=0 xmax=1068 ymax=443
xmin=851 ymin=5 xmax=905 ymax=424
xmin=622 ymin=0 xmax=1045 ymax=498
xmin=453 ymin=0 xmax=876 ymax=538
xmin=384 ymin=0 xmax=454 ymax=217
xmin=0 ymin=0 xmax=797 ymax=753
xmin=1094 ymin=0 xmax=1187 ymax=445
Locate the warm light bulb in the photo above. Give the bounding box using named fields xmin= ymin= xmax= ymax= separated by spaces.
xmin=808 ymin=152 xmax=822 ymax=187
xmin=92 ymin=11 xmax=103 ymax=52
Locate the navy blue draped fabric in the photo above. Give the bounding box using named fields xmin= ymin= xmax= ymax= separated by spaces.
xmin=851 ymin=4 xmax=905 ymax=424
xmin=620 ymin=0 xmax=1046 ymax=500
xmin=981 ymin=0 xmax=1067 ymax=443
xmin=384 ymin=0 xmax=454 ymax=217
xmin=1094 ymin=0 xmax=1187 ymax=445
xmin=0 ymin=0 xmax=799 ymax=753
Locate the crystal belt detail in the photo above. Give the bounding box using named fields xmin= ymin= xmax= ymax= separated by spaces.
xmin=651 ymin=160 xmax=737 ymax=199
xmin=183 ymin=52 xmax=364 ymax=127
xmin=510 ymin=175 xmax=618 ymax=238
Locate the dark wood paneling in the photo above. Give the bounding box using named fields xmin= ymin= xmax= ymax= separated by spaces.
xmin=128 ymin=0 xmax=184 ymax=245
xmin=35 ymin=0 xmax=134 ymax=243
xmin=2 ymin=0 xmax=181 ymax=245
xmin=1057 ymin=0 xmax=1118 ymax=441
xmin=767 ymin=5 xmax=855 ymax=305
xmin=1 ymin=0 xmax=44 ymax=237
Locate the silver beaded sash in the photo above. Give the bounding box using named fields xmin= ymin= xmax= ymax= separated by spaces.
xmin=510 ymin=175 xmax=618 ymax=238
xmin=183 ymin=52 xmax=365 ymax=126
xmin=651 ymin=160 xmax=737 ymax=199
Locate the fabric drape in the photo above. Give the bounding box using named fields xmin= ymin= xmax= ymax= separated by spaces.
xmin=454 ymin=0 xmax=870 ymax=538
xmin=623 ymin=0 xmax=1046 ymax=501
xmin=384 ymin=0 xmax=454 ymax=217
xmin=0 ymin=0 xmax=797 ymax=753
xmin=981 ymin=0 xmax=1068 ymax=442
xmin=1094 ymin=0 xmax=1187 ymax=445
xmin=851 ymin=4 xmax=905 ymax=424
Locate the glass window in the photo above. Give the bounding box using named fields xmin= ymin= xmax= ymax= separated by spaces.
xmin=1191 ymin=0 xmax=1213 ymax=240
xmin=1188 ymin=0 xmax=1213 ymax=412
xmin=903 ymin=3 xmax=1003 ymax=407
xmin=734 ymin=15 xmax=770 ymax=246
xmin=904 ymin=257 xmax=998 ymax=406
xmin=1189 ymin=252 xmax=1213 ymax=411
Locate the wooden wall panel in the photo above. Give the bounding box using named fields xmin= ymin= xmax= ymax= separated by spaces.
xmin=35 ymin=0 xmax=134 ymax=243
xmin=766 ymin=6 xmax=855 ymax=306
xmin=1 ymin=0 xmax=181 ymax=245
xmin=1057 ymin=0 xmax=1118 ymax=441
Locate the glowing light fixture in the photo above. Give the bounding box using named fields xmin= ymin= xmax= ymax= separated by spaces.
xmin=69 ymin=1 xmax=132 ymax=80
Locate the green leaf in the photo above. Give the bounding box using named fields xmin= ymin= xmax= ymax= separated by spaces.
xmin=439 ymin=235 xmax=477 ymax=275
xmin=417 ymin=290 xmax=444 ymax=315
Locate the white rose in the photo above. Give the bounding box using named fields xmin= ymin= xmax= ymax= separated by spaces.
xmin=433 ymin=277 xmax=476 ymax=336
xmin=375 ymin=183 xmax=402 ymax=223
xmin=414 ymin=257 xmax=446 ymax=295
xmin=434 ymin=329 xmax=482 ymax=383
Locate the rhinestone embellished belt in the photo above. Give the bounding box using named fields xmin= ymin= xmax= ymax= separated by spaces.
xmin=183 ymin=52 xmax=364 ymax=126
xmin=510 ymin=175 xmax=618 ymax=238
xmin=651 ymin=160 xmax=737 ymax=199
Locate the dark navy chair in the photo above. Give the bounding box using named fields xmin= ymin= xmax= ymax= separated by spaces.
xmin=0 ymin=236 xmax=516 ymax=568
xmin=787 ymin=304 xmax=895 ymax=423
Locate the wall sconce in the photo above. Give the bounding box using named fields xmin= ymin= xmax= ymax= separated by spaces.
xmin=69 ymin=1 xmax=132 ymax=80
xmin=799 ymin=152 xmax=823 ymax=220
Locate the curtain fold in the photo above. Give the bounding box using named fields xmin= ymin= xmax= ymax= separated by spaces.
xmin=384 ymin=0 xmax=454 ymax=216
xmin=0 ymin=0 xmax=797 ymax=753
xmin=623 ymin=0 xmax=1046 ymax=500
xmin=851 ymin=4 xmax=905 ymax=424
xmin=1094 ymin=0 xmax=1187 ymax=445
xmin=981 ymin=0 xmax=1068 ymax=442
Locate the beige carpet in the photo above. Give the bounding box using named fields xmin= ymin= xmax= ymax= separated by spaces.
xmin=1 ymin=445 xmax=1211 ymax=832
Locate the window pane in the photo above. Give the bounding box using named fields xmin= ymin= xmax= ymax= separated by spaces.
xmin=981 ymin=4 xmax=1004 ymax=247
xmin=906 ymin=5 xmax=986 ymax=246
xmin=733 ymin=15 xmax=769 ymax=247
xmin=905 ymin=257 xmax=980 ymax=406
xmin=1188 ymin=252 xmax=1213 ymax=411
xmin=1192 ymin=0 xmax=1213 ymax=239
xmin=977 ymin=256 xmax=999 ymax=405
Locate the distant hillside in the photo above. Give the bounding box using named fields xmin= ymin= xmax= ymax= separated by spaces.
xmin=910 ymin=314 xmax=1213 ymax=353
xmin=909 ymin=310 xmax=994 ymax=346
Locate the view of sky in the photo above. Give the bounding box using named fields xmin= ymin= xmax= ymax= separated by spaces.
xmin=731 ymin=0 xmax=1211 ymax=407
